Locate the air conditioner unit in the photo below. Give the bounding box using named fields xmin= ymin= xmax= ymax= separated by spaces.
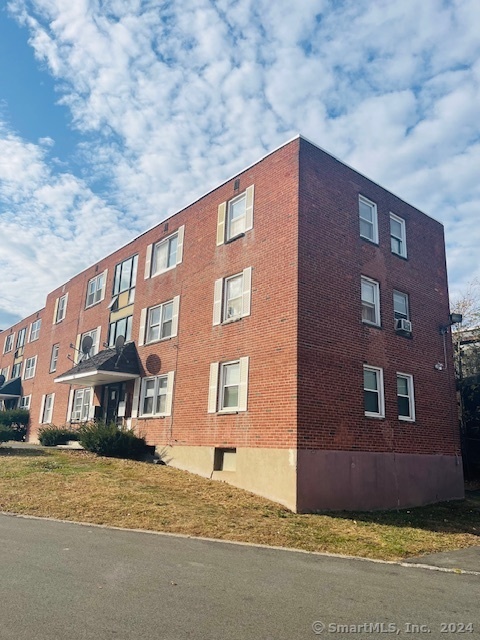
xmin=396 ymin=318 xmax=412 ymax=333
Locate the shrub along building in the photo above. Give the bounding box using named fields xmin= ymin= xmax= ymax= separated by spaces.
xmin=0 ymin=136 xmax=463 ymax=512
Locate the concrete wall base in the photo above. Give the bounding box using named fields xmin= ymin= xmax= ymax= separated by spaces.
xmin=297 ymin=450 xmax=465 ymax=512
xmin=159 ymin=445 xmax=298 ymax=511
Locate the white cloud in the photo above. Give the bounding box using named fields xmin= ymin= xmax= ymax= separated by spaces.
xmin=1 ymin=0 xmax=480 ymax=323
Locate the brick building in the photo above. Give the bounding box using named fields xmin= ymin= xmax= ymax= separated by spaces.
xmin=0 ymin=136 xmax=464 ymax=512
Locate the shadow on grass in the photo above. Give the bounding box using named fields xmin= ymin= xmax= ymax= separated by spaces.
xmin=327 ymin=493 xmax=480 ymax=537
xmin=0 ymin=447 xmax=48 ymax=458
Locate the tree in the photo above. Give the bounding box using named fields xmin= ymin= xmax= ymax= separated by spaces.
xmin=451 ymin=280 xmax=480 ymax=479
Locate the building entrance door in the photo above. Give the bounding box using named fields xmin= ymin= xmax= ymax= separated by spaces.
xmin=103 ymin=383 xmax=122 ymax=424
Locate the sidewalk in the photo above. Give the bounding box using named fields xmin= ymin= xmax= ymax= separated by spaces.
xmin=405 ymin=546 xmax=480 ymax=573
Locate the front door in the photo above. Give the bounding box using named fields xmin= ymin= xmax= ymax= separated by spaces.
xmin=104 ymin=384 xmax=121 ymax=424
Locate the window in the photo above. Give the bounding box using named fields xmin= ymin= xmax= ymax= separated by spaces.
xmin=363 ymin=366 xmax=384 ymax=418
xmin=217 ymin=185 xmax=254 ymax=245
xmin=139 ymin=297 xmax=179 ymax=346
xmin=361 ymin=277 xmax=381 ymax=326
xmin=213 ymin=268 xmax=252 ymax=325
xmin=41 ymin=393 xmax=55 ymax=424
xmin=145 ymin=226 xmax=184 ymax=279
xmin=359 ymin=195 xmax=378 ymax=243
xmin=3 ymin=333 xmax=14 ymax=354
xmin=16 ymin=327 xmax=26 ymax=349
xmin=11 ymin=363 xmax=21 ymax=379
xmin=24 ymin=356 xmax=37 ymax=380
xmin=214 ymin=448 xmax=236 ymax=471
xmin=55 ymin=294 xmax=68 ymax=323
xmin=50 ymin=344 xmax=59 ymax=372
xmin=139 ymin=372 xmax=174 ymax=417
xmin=208 ymin=357 xmax=249 ymax=413
xmin=108 ymin=315 xmax=133 ymax=347
xmin=397 ymin=373 xmax=415 ymax=421
xmin=147 ymin=301 xmax=173 ymax=343
xmin=71 ymin=388 xmax=92 ymax=422
xmin=29 ymin=319 xmax=41 ymax=342
xmin=113 ymin=255 xmax=138 ymax=302
xmin=86 ymin=271 xmax=106 ymax=308
xmin=393 ymin=291 xmax=409 ymax=320
xmin=390 ymin=213 xmax=407 ymax=258
xmin=78 ymin=328 xmax=100 ymax=361
xmin=19 ymin=396 xmax=31 ymax=410
xmin=0 ymin=367 xmax=9 ymax=380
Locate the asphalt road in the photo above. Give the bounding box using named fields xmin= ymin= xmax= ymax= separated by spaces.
xmin=0 ymin=513 xmax=478 ymax=640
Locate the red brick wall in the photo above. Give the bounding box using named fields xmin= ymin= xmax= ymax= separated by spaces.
xmin=133 ymin=139 xmax=300 ymax=449
xmin=297 ymin=138 xmax=460 ymax=456
xmin=1 ymin=139 xmax=300 ymax=449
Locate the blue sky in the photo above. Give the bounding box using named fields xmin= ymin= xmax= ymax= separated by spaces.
xmin=1 ymin=0 xmax=480 ymax=328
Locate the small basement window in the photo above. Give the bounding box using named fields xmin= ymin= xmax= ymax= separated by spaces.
xmin=214 ymin=448 xmax=237 ymax=472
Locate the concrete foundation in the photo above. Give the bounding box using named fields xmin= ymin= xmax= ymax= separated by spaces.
xmin=161 ymin=445 xmax=298 ymax=511
xmin=297 ymin=450 xmax=465 ymax=512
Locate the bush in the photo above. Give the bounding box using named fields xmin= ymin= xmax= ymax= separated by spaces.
xmin=0 ymin=409 xmax=29 ymax=428
xmin=0 ymin=428 xmax=14 ymax=444
xmin=0 ymin=409 xmax=29 ymax=442
xmin=38 ymin=426 xmax=79 ymax=447
xmin=78 ymin=421 xmax=147 ymax=459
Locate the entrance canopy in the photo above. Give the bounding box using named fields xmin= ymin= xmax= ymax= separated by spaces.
xmin=0 ymin=376 xmax=22 ymax=400
xmin=54 ymin=342 xmax=141 ymax=387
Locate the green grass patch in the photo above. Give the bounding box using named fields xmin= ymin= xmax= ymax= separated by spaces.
xmin=0 ymin=447 xmax=477 ymax=561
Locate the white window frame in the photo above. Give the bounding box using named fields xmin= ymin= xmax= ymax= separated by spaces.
xmin=213 ymin=268 xmax=252 ymax=325
xmin=359 ymin=195 xmax=378 ymax=244
xmin=146 ymin=300 xmax=174 ymax=344
xmin=41 ymin=393 xmax=55 ymax=424
xmin=361 ymin=276 xmax=381 ymax=326
xmin=50 ymin=344 xmax=59 ymax=373
xmin=4 ymin=333 xmax=14 ymax=354
xmin=145 ymin=225 xmax=184 ymax=279
xmin=390 ymin=213 xmax=407 ymax=258
xmin=208 ymin=357 xmax=249 ymax=413
xmin=19 ymin=395 xmax=31 ymax=410
xmin=217 ymin=185 xmax=254 ymax=246
xmin=16 ymin=327 xmax=26 ymax=349
xmin=70 ymin=388 xmax=92 ymax=422
xmin=1 ymin=366 xmax=9 ymax=380
xmin=363 ymin=365 xmax=385 ymax=418
xmin=11 ymin=363 xmax=21 ymax=379
xmin=397 ymin=373 xmax=415 ymax=422
xmin=393 ymin=291 xmax=409 ymax=321
xmin=29 ymin=319 xmax=42 ymax=342
xmin=23 ymin=356 xmax=37 ymax=380
xmin=139 ymin=297 xmax=179 ymax=347
xmin=78 ymin=327 xmax=101 ymax=361
xmin=86 ymin=271 xmax=107 ymax=308
xmin=139 ymin=372 xmax=175 ymax=417
xmin=55 ymin=294 xmax=68 ymax=323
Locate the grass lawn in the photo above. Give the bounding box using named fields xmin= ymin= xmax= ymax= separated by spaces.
xmin=0 ymin=446 xmax=478 ymax=561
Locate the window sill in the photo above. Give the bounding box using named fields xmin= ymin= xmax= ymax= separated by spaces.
xmin=151 ymin=265 xmax=177 ymax=279
xmin=145 ymin=335 xmax=174 ymax=346
xmin=362 ymin=321 xmax=382 ymax=329
xmin=225 ymin=232 xmax=245 ymax=245
xmin=360 ymin=235 xmax=379 ymax=247
xmin=221 ymin=316 xmax=243 ymax=325
xmin=216 ymin=410 xmax=242 ymax=415
xmin=85 ymin=300 xmax=103 ymax=310
xmin=391 ymin=252 xmax=408 ymax=261
xmin=395 ymin=331 xmax=413 ymax=339
xmin=138 ymin=414 xmax=168 ymax=420
xmin=399 ymin=416 xmax=415 ymax=422
xmin=364 ymin=413 xmax=385 ymax=419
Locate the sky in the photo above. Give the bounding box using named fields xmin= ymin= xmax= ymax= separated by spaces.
xmin=0 ymin=0 xmax=479 ymax=328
